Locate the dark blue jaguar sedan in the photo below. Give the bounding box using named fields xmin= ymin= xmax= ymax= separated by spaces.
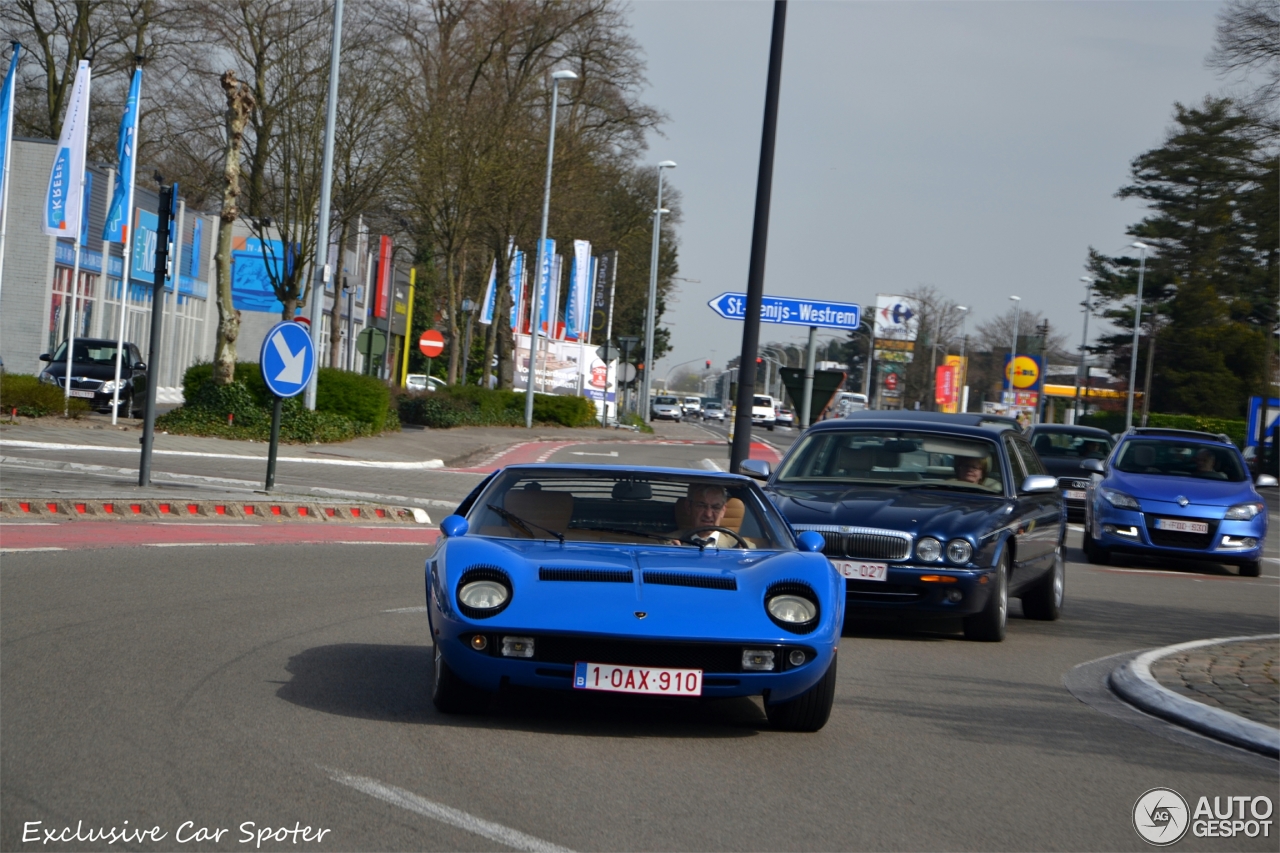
xmin=746 ymin=411 xmax=1066 ymax=641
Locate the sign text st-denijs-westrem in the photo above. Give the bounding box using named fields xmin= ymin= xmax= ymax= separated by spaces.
xmin=708 ymin=292 xmax=861 ymax=331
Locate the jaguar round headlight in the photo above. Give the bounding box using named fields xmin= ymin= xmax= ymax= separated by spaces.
xmin=458 ymin=580 xmax=508 ymax=610
xmin=915 ymin=537 xmax=942 ymax=562
xmin=945 ymin=538 xmax=972 ymax=564
xmin=768 ymin=594 xmax=816 ymax=624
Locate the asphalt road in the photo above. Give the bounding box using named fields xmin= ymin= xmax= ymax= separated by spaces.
xmin=2 ymin=527 xmax=1276 ymax=851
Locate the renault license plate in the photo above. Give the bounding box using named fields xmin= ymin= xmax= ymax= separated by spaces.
xmin=574 ymin=662 xmax=702 ymax=696
xmin=833 ymin=560 xmax=888 ymax=581
xmin=1155 ymin=518 xmax=1208 ymax=534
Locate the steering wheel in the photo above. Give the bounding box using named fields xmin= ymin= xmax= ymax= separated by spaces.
xmin=681 ymin=526 xmax=749 ymax=549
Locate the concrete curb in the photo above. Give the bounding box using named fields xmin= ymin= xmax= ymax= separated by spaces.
xmin=1108 ymin=634 xmax=1280 ymax=758
xmin=0 ymin=497 xmax=431 ymax=525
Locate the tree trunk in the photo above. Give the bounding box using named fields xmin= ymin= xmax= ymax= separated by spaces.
xmin=445 ymin=252 xmax=464 ymax=384
xmin=213 ymin=72 xmax=256 ymax=386
xmin=328 ymin=221 xmax=351 ymax=368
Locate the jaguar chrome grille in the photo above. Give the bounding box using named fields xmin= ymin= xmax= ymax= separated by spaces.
xmin=794 ymin=525 xmax=911 ymax=561
xmin=642 ymin=571 xmax=736 ymax=590
xmin=539 ymin=567 xmax=633 ymax=583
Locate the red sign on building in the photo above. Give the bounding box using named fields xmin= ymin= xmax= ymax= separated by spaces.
xmin=374 ymin=235 xmax=393 ymax=319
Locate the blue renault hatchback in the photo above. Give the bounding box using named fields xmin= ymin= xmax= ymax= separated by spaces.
xmin=1082 ymin=428 xmax=1268 ymax=576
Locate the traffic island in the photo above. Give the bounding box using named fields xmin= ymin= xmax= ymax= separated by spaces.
xmin=1109 ymin=634 xmax=1279 ymax=758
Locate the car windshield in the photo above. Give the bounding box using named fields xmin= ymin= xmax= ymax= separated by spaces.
xmin=684 ymin=398 xmax=699 ymax=404
xmin=1114 ymin=439 xmax=1247 ymax=482
xmin=468 ymin=469 xmax=791 ymax=550
xmin=48 ymin=341 xmax=121 ymax=365
xmin=705 ymin=402 xmax=722 ymax=410
xmin=753 ymin=396 xmax=771 ymax=408
xmin=655 ymin=396 xmax=678 ymax=405
xmin=775 ymin=429 xmax=1004 ymax=493
xmin=1030 ymin=430 xmax=1112 ymax=459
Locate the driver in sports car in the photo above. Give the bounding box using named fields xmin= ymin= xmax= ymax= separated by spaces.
xmin=673 ymin=483 xmax=748 ymax=547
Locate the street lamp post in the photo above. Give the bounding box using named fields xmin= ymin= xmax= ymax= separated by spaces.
xmin=524 ymin=69 xmax=577 ymax=429
xmin=1008 ymin=295 xmax=1021 ymax=409
xmin=1125 ymin=241 xmax=1148 ymax=430
xmin=1075 ymin=276 xmax=1094 ymax=424
xmin=642 ymin=160 xmax=677 ymax=421
xmin=955 ymin=305 xmax=969 ymax=412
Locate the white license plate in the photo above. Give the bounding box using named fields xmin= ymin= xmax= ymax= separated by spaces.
xmin=833 ymin=560 xmax=888 ymax=581
xmin=573 ymin=662 xmax=702 ymax=696
xmin=68 ymin=389 xmax=95 ymax=398
xmin=1155 ymin=518 xmax=1208 ymax=534
xmin=1064 ymin=489 xmax=1087 ymax=501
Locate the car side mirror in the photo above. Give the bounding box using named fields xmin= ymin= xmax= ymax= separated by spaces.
xmin=133 ymin=362 xmax=146 ymax=371
xmin=440 ymin=515 xmax=469 ymax=538
xmin=1256 ymin=474 xmax=1279 ymax=488
xmin=1020 ymin=475 xmax=1058 ymax=494
xmin=38 ymin=353 xmax=51 ymax=361
xmin=1081 ymin=458 xmax=1104 ymax=473
xmin=795 ymin=530 xmax=825 ymax=553
xmin=740 ymin=459 xmax=770 ymax=480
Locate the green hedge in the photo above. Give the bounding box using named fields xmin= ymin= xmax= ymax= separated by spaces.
xmin=157 ymin=387 xmax=360 ymax=443
xmin=398 ymin=385 xmax=596 ymax=429
xmin=0 ymin=373 xmax=91 ymax=418
xmin=1079 ymin=411 xmax=1248 ymax=448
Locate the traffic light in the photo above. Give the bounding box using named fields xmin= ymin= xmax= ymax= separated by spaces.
xmin=756 ymin=357 xmax=763 ymax=366
xmin=705 ymin=360 xmax=711 ymax=369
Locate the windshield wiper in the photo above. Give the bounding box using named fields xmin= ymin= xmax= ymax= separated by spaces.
xmin=572 ymin=525 xmax=675 ymax=543
xmin=486 ymin=504 xmax=564 ymax=543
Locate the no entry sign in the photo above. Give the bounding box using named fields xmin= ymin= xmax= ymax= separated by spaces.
xmin=419 ymin=329 xmax=444 ymax=358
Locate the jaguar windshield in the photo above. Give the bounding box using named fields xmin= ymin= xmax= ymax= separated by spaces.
xmin=468 ymin=468 xmax=791 ymax=549
xmin=775 ymin=430 xmax=1004 ymax=493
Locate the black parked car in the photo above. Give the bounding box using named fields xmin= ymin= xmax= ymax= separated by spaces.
xmin=741 ymin=411 xmax=1065 ymax=641
xmin=1024 ymin=424 xmax=1115 ymax=521
xmin=39 ymin=338 xmax=148 ymax=417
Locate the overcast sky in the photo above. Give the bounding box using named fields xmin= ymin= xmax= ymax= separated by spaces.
xmin=623 ymin=0 xmax=1227 ymax=377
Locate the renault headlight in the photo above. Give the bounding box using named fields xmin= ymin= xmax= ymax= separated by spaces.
xmin=915 ymin=537 xmax=942 ymax=562
xmin=1224 ymin=502 xmax=1264 ymax=521
xmin=1101 ymin=488 xmax=1140 ymax=510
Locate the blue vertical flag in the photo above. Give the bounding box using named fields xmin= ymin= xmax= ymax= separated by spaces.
xmin=536 ymin=238 xmax=555 ymax=336
xmin=44 ymin=59 xmax=92 ymax=237
xmin=564 ymin=239 xmax=591 ymax=341
xmin=103 ymin=65 xmax=141 ymax=243
xmin=79 ymin=172 xmax=91 ymax=246
xmin=508 ymin=249 xmax=524 ymax=330
xmin=0 ymin=42 xmax=21 ymax=228
xmin=478 ymin=257 xmax=497 ymax=325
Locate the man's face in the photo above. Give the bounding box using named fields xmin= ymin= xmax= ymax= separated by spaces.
xmin=955 ymin=457 xmax=984 ymax=483
xmin=690 ymin=489 xmax=727 ymax=527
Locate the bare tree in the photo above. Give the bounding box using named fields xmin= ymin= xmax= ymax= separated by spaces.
xmin=1208 ymin=0 xmax=1280 ymax=130
xmin=212 ymin=71 xmax=254 ymax=386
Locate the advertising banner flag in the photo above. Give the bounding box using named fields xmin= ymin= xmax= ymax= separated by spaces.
xmin=508 ymin=248 xmax=524 ymax=331
xmin=935 ymin=364 xmax=956 ymax=407
xmin=583 ymin=256 xmax=597 ymax=344
xmin=44 ymin=59 xmax=92 ymax=237
xmin=591 ymin=250 xmax=615 ymax=339
xmin=374 ymin=235 xmax=392 ymax=318
xmin=536 ymin=239 xmax=555 ymax=336
xmin=103 ymin=65 xmax=141 ymax=243
xmin=479 ymin=257 xmax=497 ymax=325
xmin=565 ymin=239 xmax=591 ymax=340
xmin=0 ymin=42 xmax=21 ymax=229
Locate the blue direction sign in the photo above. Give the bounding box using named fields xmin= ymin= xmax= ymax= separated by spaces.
xmin=707 ymin=292 xmax=861 ymax=330
xmin=259 ymin=321 xmax=316 ymax=398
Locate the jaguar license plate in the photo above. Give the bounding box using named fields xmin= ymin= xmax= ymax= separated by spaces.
xmin=574 ymin=662 xmax=702 ymax=696
xmin=68 ymin=390 xmax=95 ymax=398
xmin=833 ymin=560 xmax=888 ymax=581
xmin=1154 ymin=518 xmax=1208 ymax=534
xmin=1064 ymin=489 xmax=1087 ymax=501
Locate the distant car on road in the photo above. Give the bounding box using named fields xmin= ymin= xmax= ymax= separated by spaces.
xmin=651 ymin=395 xmax=683 ymax=421
xmin=1083 ymin=427 xmax=1270 ymax=577
xmin=681 ymin=397 xmax=702 ymax=417
xmin=38 ymin=338 xmax=147 ymax=418
xmin=426 ymin=464 xmax=842 ymax=730
xmin=775 ymin=407 xmax=795 ymax=427
xmin=702 ymin=401 xmax=726 ymax=421
xmin=749 ymin=410 xmax=1066 ymax=642
xmin=751 ymin=395 xmax=777 ymax=430
xmin=406 ymin=374 xmax=446 ymax=393
xmin=1024 ymin=424 xmax=1114 ymax=521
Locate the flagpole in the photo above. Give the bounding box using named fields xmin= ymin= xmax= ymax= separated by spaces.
xmin=110 ymin=61 xmax=142 ymax=424
xmin=0 ymin=42 xmax=21 ymax=302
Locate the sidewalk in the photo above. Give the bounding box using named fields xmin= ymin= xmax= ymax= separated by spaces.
xmin=1110 ymin=635 xmax=1280 ymax=758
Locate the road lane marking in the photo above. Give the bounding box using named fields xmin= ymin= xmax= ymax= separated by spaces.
xmin=327 ymin=770 xmax=573 ymax=852
xmin=0 ymin=440 xmax=444 ymax=469
xmin=569 ymin=451 xmax=618 ymax=457
xmin=699 ymin=458 xmax=724 ymax=471
xmin=383 ymin=606 xmax=427 ymax=613
xmin=146 ymin=542 xmax=254 ymax=547
xmin=0 ymin=547 xmax=66 ymax=553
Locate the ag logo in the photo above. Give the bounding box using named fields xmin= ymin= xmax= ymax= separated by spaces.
xmin=1133 ymin=787 xmax=1189 ymax=845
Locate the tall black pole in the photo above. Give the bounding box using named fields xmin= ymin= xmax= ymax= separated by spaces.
xmin=138 ymin=182 xmax=175 ymax=486
xmin=730 ymin=0 xmax=787 ymax=473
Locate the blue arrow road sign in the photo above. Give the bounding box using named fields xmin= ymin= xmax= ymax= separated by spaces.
xmin=260 ymin=321 xmax=316 ymax=398
xmin=707 ymin=292 xmax=861 ymax=330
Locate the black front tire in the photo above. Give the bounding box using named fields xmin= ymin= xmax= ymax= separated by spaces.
xmin=765 ymin=655 xmax=837 ymax=732
xmin=431 ymin=641 xmax=488 ymax=714
xmin=1082 ymin=526 xmax=1110 ymax=565
xmin=1239 ymin=561 xmax=1261 ymax=578
xmin=1021 ymin=546 xmax=1064 ymax=621
xmin=964 ymin=555 xmax=1008 ymax=641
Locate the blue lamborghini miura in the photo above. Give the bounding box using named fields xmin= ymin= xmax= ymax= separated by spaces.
xmin=425 ymin=464 xmax=842 ymax=731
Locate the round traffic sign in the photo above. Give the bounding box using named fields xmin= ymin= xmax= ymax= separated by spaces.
xmin=419 ymin=329 xmax=444 ymax=358
xmin=884 ymin=372 xmax=899 ymax=391
xmin=260 ymin=321 xmax=316 ymax=398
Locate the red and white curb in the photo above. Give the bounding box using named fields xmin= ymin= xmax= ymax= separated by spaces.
xmin=0 ymin=498 xmax=430 ymax=524
xmin=1109 ymin=634 xmax=1280 ymax=758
